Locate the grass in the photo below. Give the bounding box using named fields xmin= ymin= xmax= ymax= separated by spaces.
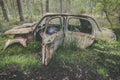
xmin=0 ymin=24 xmax=120 ymax=79
xmin=0 ymin=40 xmax=41 ymax=70
xmin=91 ymin=40 xmax=120 ymax=78
xmin=0 ymin=55 xmax=41 ymax=70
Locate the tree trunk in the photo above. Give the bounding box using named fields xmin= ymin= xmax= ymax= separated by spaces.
xmin=118 ymin=14 xmax=120 ymax=25
xmin=90 ymin=1 xmax=93 ymax=15
xmin=60 ymin=0 xmax=63 ymax=13
xmin=118 ymin=8 xmax=120 ymax=25
xmin=0 ymin=0 xmax=9 ymax=21
xmin=10 ymin=0 xmax=17 ymax=17
xmin=46 ymin=0 xmax=49 ymax=13
xmin=68 ymin=0 xmax=71 ymax=12
xmin=40 ymin=0 xmax=43 ymax=16
xmin=103 ymin=9 xmax=113 ymax=27
xmin=16 ymin=0 xmax=24 ymax=21
xmin=4 ymin=0 xmax=10 ymax=16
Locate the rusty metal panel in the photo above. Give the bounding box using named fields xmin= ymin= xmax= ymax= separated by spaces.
xmin=42 ymin=30 xmax=64 ymax=65
xmin=4 ymin=22 xmax=37 ymax=35
xmin=65 ymin=31 xmax=95 ymax=49
xmin=4 ymin=27 xmax=35 ymax=35
xmin=4 ymin=37 xmax=27 ymax=50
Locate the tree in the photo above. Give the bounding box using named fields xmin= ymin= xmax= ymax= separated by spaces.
xmin=9 ymin=0 xmax=17 ymax=17
xmin=68 ymin=0 xmax=71 ymax=12
xmin=89 ymin=1 xmax=93 ymax=15
xmin=40 ymin=0 xmax=43 ymax=16
xmin=46 ymin=0 xmax=49 ymax=12
xmin=60 ymin=0 xmax=63 ymax=13
xmin=0 ymin=0 xmax=9 ymax=21
xmin=99 ymin=0 xmax=120 ymax=27
xmin=101 ymin=0 xmax=112 ymax=27
xmin=16 ymin=0 xmax=24 ymax=21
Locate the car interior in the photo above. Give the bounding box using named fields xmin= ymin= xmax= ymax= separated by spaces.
xmin=68 ymin=18 xmax=92 ymax=34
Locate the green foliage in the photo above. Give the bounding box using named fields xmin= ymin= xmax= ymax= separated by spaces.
xmin=0 ymin=21 xmax=16 ymax=31
xmin=0 ymin=29 xmax=120 ymax=79
xmin=27 ymin=41 xmax=41 ymax=52
xmin=53 ymin=37 xmax=120 ymax=79
xmin=0 ymin=55 xmax=41 ymax=70
xmin=93 ymin=40 xmax=120 ymax=56
xmin=97 ymin=0 xmax=120 ymax=25
xmin=91 ymin=40 xmax=120 ymax=78
xmin=0 ymin=36 xmax=41 ymax=70
xmin=1 ymin=41 xmax=41 ymax=55
xmin=0 ymin=0 xmax=119 ymax=79
xmin=97 ymin=67 xmax=108 ymax=77
xmin=0 ymin=22 xmax=120 ymax=79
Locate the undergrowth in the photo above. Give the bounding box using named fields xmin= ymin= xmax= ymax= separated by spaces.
xmin=0 ymin=55 xmax=41 ymax=70
xmin=0 ymin=41 xmax=41 ymax=70
xmin=55 ymin=40 xmax=120 ymax=78
xmin=0 ymin=25 xmax=120 ymax=79
xmin=0 ymin=38 xmax=120 ymax=79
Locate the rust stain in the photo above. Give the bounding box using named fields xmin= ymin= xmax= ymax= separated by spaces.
xmin=4 ymin=37 xmax=27 ymax=50
xmin=71 ymin=32 xmax=87 ymax=38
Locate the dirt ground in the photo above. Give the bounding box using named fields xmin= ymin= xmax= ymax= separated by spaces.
xmin=0 ymin=64 xmax=104 ymax=80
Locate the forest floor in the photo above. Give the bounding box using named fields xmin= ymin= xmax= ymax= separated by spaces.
xmin=0 ymin=25 xmax=120 ymax=80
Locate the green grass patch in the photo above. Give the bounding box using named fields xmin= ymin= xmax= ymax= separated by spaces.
xmin=0 ymin=55 xmax=41 ymax=70
xmin=0 ymin=24 xmax=120 ymax=79
xmin=0 ymin=36 xmax=41 ymax=70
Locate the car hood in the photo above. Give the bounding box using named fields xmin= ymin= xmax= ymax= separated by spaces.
xmin=4 ymin=22 xmax=37 ymax=35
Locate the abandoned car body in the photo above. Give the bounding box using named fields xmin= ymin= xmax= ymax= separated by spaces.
xmin=4 ymin=13 xmax=116 ymax=65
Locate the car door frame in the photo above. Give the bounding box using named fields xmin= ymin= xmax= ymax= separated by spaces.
xmin=41 ymin=16 xmax=64 ymax=65
xmin=64 ymin=16 xmax=95 ymax=49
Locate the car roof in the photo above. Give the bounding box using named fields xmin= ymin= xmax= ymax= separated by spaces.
xmin=40 ymin=13 xmax=101 ymax=31
xmin=43 ymin=13 xmax=93 ymax=18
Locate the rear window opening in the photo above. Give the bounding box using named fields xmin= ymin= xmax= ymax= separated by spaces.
xmin=68 ymin=17 xmax=92 ymax=34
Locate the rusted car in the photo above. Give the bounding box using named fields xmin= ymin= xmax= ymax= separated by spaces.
xmin=4 ymin=13 xmax=116 ymax=65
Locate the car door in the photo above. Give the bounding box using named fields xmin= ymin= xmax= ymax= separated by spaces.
xmin=64 ymin=16 xmax=95 ymax=49
xmin=42 ymin=16 xmax=64 ymax=65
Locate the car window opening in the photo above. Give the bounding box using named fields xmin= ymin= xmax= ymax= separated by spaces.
xmin=46 ymin=24 xmax=60 ymax=35
xmin=68 ymin=18 xmax=92 ymax=34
